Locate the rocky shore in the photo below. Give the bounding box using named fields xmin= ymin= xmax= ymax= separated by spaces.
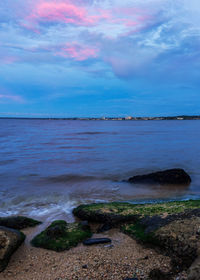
xmin=1 ymin=199 xmax=200 ymax=279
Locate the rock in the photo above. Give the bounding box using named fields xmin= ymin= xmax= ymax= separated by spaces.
xmin=0 ymin=226 xmax=25 ymax=272
xmin=128 ymin=168 xmax=191 ymax=185
xmin=104 ymin=244 xmax=114 ymax=248
xmin=122 ymin=210 xmax=200 ymax=271
xmin=31 ymin=220 xmax=92 ymax=252
xmin=82 ymin=264 xmax=88 ymax=269
xmin=83 ymin=238 xmax=111 ymax=246
xmin=0 ymin=216 xmax=42 ymax=230
xmin=124 ymin=278 xmax=138 ymax=280
xmin=97 ymin=223 xmax=112 ymax=233
xmin=73 ymin=200 xmax=200 ymax=225
xmin=73 ymin=202 xmax=140 ymax=225
xmin=149 ymin=269 xmax=171 ymax=280
xmin=46 ymin=225 xmax=65 ymax=238
xmin=80 ymin=221 xmax=90 ymax=232
xmin=154 ymin=216 xmax=200 ymax=269
xmin=188 ymin=256 xmax=200 ymax=280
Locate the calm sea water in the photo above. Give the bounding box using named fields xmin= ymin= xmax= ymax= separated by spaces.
xmin=0 ymin=119 xmax=200 ymax=222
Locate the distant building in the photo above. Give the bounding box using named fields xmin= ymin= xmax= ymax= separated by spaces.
xmin=125 ymin=116 xmax=133 ymax=120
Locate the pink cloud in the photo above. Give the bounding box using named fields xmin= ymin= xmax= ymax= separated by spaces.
xmin=23 ymin=0 xmax=148 ymax=31
xmin=56 ymin=43 xmax=99 ymax=61
xmin=26 ymin=0 xmax=106 ymax=27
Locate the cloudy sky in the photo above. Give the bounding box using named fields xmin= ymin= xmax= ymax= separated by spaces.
xmin=0 ymin=0 xmax=200 ymax=117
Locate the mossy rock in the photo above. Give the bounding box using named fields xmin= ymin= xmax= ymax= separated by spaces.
xmin=73 ymin=200 xmax=200 ymax=224
xmin=122 ymin=210 xmax=200 ymax=270
xmin=31 ymin=220 xmax=92 ymax=252
xmin=0 ymin=216 xmax=42 ymax=230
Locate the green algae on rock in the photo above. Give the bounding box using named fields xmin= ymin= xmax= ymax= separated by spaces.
xmin=73 ymin=200 xmax=200 ymax=224
xmin=121 ymin=223 xmax=157 ymax=244
xmin=31 ymin=220 xmax=92 ymax=252
xmin=0 ymin=216 xmax=42 ymax=230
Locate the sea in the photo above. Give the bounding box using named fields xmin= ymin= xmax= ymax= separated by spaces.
xmin=0 ymin=119 xmax=200 ymax=222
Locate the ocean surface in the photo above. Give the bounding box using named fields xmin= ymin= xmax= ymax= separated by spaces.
xmin=0 ymin=119 xmax=200 ymax=222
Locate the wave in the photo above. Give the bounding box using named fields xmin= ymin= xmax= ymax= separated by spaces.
xmin=0 ymin=194 xmax=77 ymax=220
xmin=68 ymin=131 xmax=117 ymax=136
xmin=44 ymin=174 xmax=104 ymax=183
xmin=0 ymin=159 xmax=16 ymax=165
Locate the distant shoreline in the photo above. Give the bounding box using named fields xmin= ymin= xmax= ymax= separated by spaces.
xmin=0 ymin=115 xmax=200 ymax=120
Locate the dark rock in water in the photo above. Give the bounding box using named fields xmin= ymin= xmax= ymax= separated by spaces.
xmin=128 ymin=168 xmax=191 ymax=185
xmin=31 ymin=220 xmax=92 ymax=252
xmin=83 ymin=238 xmax=111 ymax=246
xmin=0 ymin=226 xmax=25 ymax=272
xmin=0 ymin=216 xmax=42 ymax=230
xmin=97 ymin=223 xmax=112 ymax=233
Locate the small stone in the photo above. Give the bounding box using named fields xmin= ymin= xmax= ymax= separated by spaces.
xmin=83 ymin=238 xmax=112 ymax=246
xmin=104 ymin=244 xmax=114 ymax=248
xmin=124 ymin=278 xmax=138 ymax=280
xmin=82 ymin=265 xmax=88 ymax=269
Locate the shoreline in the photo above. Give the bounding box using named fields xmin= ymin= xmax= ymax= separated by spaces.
xmin=1 ymin=199 xmax=200 ymax=279
xmin=1 ymin=115 xmax=200 ymax=120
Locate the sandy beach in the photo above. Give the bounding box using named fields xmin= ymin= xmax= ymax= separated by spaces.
xmin=0 ymin=225 xmax=178 ymax=280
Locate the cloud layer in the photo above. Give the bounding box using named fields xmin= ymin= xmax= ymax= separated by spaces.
xmin=0 ymin=0 xmax=200 ymax=116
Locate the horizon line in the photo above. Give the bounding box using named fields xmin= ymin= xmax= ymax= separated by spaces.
xmin=0 ymin=115 xmax=200 ymax=120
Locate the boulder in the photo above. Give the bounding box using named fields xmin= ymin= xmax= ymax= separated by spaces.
xmin=128 ymin=168 xmax=191 ymax=185
xmin=73 ymin=202 xmax=140 ymax=225
xmin=73 ymin=200 xmax=200 ymax=225
xmin=0 ymin=226 xmax=25 ymax=272
xmin=31 ymin=220 xmax=92 ymax=252
xmin=83 ymin=238 xmax=111 ymax=246
xmin=0 ymin=216 xmax=42 ymax=230
xmin=122 ymin=210 xmax=200 ymax=270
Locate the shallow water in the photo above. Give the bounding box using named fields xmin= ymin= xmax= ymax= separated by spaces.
xmin=0 ymin=119 xmax=200 ymax=221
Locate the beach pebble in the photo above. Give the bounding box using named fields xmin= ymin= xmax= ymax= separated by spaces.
xmin=82 ymin=264 xmax=88 ymax=269
xmin=83 ymin=238 xmax=112 ymax=246
xmin=124 ymin=278 xmax=138 ymax=280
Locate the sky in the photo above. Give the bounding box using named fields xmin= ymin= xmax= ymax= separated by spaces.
xmin=0 ymin=0 xmax=200 ymax=117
